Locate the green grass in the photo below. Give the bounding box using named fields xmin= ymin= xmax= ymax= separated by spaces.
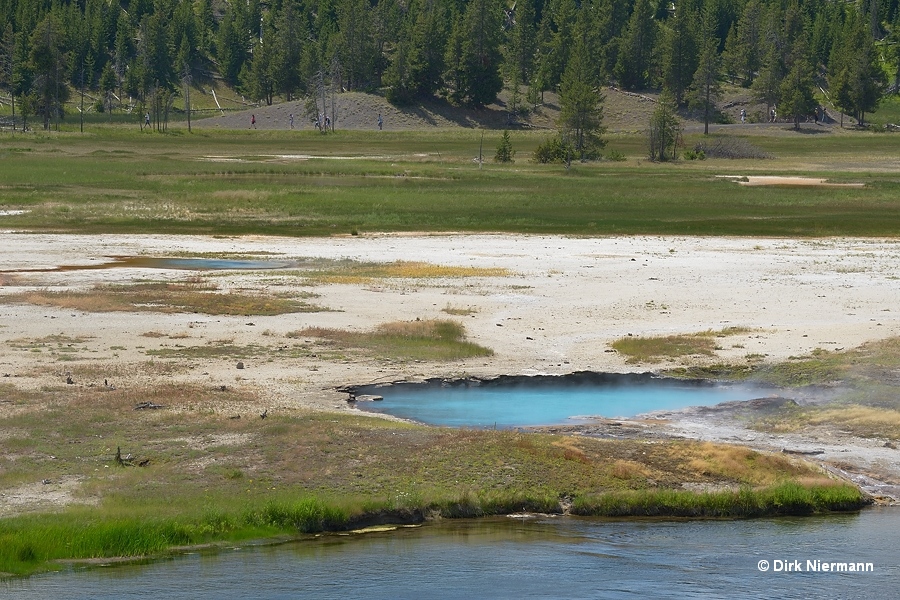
xmin=611 ymin=328 xmax=752 ymax=364
xmin=0 ymin=128 xmax=899 ymax=237
xmin=0 ymin=497 xmax=349 ymax=575
xmin=296 ymin=319 xmax=494 ymax=361
xmin=572 ymin=482 xmax=865 ymax=518
xmin=0 ymin=481 xmax=864 ymax=576
xmin=865 ymin=95 xmax=900 ymax=129
xmin=4 ymin=280 xmax=323 ymax=316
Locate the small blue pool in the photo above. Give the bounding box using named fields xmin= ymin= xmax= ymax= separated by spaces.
xmin=353 ymin=373 xmax=775 ymax=428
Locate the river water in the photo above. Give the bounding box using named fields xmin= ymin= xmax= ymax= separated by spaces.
xmin=7 ymin=508 xmax=898 ymax=599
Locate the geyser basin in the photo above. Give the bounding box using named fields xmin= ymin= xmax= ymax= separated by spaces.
xmin=352 ymin=373 xmax=776 ymax=428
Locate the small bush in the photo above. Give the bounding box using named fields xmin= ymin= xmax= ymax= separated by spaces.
xmin=684 ymin=149 xmax=706 ymax=160
xmin=605 ymin=150 xmax=626 ymax=162
xmin=532 ymin=135 xmax=575 ymax=164
xmin=494 ymin=130 xmax=515 ymax=163
xmin=693 ymin=137 xmax=773 ymax=159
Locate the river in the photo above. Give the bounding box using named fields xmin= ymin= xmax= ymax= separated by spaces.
xmin=6 ymin=508 xmax=898 ymax=599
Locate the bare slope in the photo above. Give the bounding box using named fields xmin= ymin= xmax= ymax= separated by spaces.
xmin=193 ymin=88 xmax=705 ymax=132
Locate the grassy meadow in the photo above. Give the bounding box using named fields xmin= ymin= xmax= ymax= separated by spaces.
xmin=1 ymin=121 xmax=897 ymax=576
xmin=0 ymin=125 xmax=898 ymax=237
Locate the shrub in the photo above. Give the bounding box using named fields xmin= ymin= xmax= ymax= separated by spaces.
xmin=494 ymin=130 xmax=515 ymax=163
xmin=684 ymin=149 xmax=706 ymax=160
xmin=532 ymin=135 xmax=575 ymax=164
xmin=694 ymin=137 xmax=773 ymax=159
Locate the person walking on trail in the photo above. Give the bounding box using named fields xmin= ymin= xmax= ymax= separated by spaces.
xmin=144 ymin=112 xmax=150 ymax=128
xmin=740 ymin=109 xmax=746 ymax=124
xmin=289 ymin=114 xmax=294 ymax=129
xmin=250 ymin=114 xmax=256 ymax=129
xmin=377 ymin=113 xmax=383 ymax=130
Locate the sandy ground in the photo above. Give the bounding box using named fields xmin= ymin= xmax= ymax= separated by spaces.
xmin=2 ymin=232 xmax=900 ymax=504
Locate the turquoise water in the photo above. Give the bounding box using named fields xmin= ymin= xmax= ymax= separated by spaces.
xmin=126 ymin=257 xmax=292 ymax=270
xmin=356 ymin=377 xmax=773 ymax=427
xmin=7 ymin=509 xmax=898 ymax=599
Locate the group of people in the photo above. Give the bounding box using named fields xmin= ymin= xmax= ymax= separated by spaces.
xmin=313 ymin=114 xmax=331 ymax=131
xmin=813 ymin=105 xmax=828 ymax=124
xmin=245 ymin=112 xmax=384 ymax=130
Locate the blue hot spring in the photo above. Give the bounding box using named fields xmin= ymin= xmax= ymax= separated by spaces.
xmin=353 ymin=373 xmax=777 ymax=428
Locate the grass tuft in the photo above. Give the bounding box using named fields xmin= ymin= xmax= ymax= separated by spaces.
xmin=6 ymin=279 xmax=323 ymax=316
xmin=611 ymin=327 xmax=753 ymax=364
xmin=296 ymin=319 xmax=493 ymax=361
xmin=302 ymin=260 xmax=510 ymax=285
xmin=571 ymin=483 xmax=865 ymax=518
xmin=442 ymin=304 xmax=478 ymax=316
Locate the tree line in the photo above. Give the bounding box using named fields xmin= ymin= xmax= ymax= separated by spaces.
xmin=0 ymin=0 xmax=897 ymax=133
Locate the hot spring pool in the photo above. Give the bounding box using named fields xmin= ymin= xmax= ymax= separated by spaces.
xmin=352 ymin=373 xmax=777 ymax=428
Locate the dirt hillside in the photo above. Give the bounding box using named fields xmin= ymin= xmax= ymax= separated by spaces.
xmin=193 ymin=87 xmax=708 ymax=132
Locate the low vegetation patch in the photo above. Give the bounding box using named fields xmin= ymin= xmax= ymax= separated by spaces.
xmin=753 ymin=404 xmax=900 ymax=440
xmin=692 ymin=137 xmax=773 ymax=159
xmin=441 ymin=304 xmax=478 ymax=316
xmin=5 ymin=279 xmax=323 ymax=316
xmin=611 ymin=327 xmax=752 ymax=364
xmin=572 ymin=483 xmax=863 ymax=518
xmin=145 ymin=342 xmax=270 ymax=360
xmin=295 ymin=319 xmax=493 ymax=361
xmin=300 ymin=260 xmax=510 ymax=285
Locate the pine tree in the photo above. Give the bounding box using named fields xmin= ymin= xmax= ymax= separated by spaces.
xmin=217 ymin=3 xmax=249 ymax=86
xmin=829 ymin=14 xmax=887 ymax=126
xmin=443 ymin=9 xmax=466 ymax=105
xmin=503 ymin=0 xmax=535 ymax=86
xmin=241 ymin=17 xmax=275 ymax=105
xmin=614 ymin=0 xmax=657 ymax=90
xmin=385 ymin=0 xmax=446 ymax=104
xmin=99 ymin=63 xmax=116 ymax=114
xmin=688 ymin=14 xmax=723 ymax=135
xmin=543 ymin=0 xmax=577 ymax=91
xmin=272 ymin=1 xmax=306 ymax=101
xmin=0 ymin=24 xmax=16 ymax=119
xmin=752 ymin=44 xmax=782 ymax=120
xmin=558 ymin=38 xmax=606 ymax=161
xmin=723 ymin=0 xmax=763 ymax=86
xmin=494 ymin=130 xmax=514 ymax=163
xmin=779 ymin=38 xmax=816 ymax=129
xmin=336 ymin=0 xmax=374 ymax=91
xmin=443 ymin=0 xmax=503 ymax=107
xmin=649 ymin=89 xmax=680 ymax=162
xmin=28 ymin=15 xmax=69 ymax=130
xmin=529 ymin=7 xmax=554 ymax=104
xmin=660 ymin=2 xmax=699 ymax=105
